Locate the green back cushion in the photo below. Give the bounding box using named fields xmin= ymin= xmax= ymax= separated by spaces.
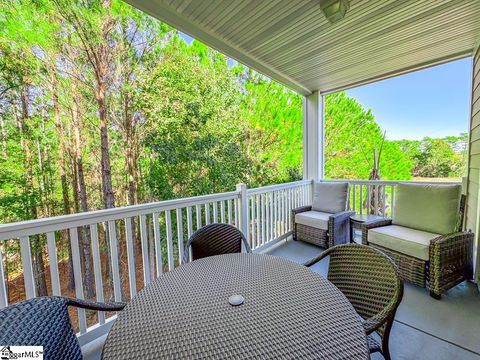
xmin=392 ymin=183 xmax=461 ymax=235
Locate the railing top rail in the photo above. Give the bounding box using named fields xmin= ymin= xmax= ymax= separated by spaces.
xmin=0 ymin=191 xmax=240 ymax=241
xmin=247 ymin=179 xmax=313 ymax=195
xmin=326 ymin=179 xmax=462 ymax=186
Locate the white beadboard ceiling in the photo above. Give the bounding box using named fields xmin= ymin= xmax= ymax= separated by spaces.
xmin=125 ymin=0 xmax=480 ymax=95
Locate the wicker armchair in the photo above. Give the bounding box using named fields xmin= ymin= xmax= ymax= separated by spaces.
xmin=182 ymin=223 xmax=251 ymax=263
xmin=362 ymin=183 xmax=473 ymax=299
xmin=292 ymin=181 xmax=354 ymax=248
xmin=0 ymin=296 xmax=125 ymax=359
xmin=304 ymin=244 xmax=403 ymax=360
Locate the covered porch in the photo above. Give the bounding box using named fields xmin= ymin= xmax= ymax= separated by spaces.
xmin=1 ymin=0 xmax=480 ymax=359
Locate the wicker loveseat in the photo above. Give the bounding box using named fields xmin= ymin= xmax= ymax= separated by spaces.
xmin=362 ymin=183 xmax=473 ymax=299
xmin=292 ymin=181 xmax=354 ymax=248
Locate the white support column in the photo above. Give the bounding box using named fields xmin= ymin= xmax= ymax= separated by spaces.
xmin=303 ymin=90 xmax=325 ymax=181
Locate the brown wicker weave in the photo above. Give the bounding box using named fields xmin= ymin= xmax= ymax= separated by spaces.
xmin=292 ymin=205 xmax=354 ymax=248
xmin=361 ymin=195 xmax=473 ymax=299
xmin=103 ymin=253 xmax=370 ymax=359
xmin=182 ymin=223 xmax=251 ymax=263
xmin=304 ymin=244 xmax=404 ymax=360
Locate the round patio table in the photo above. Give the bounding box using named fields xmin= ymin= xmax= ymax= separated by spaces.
xmin=102 ymin=253 xmax=369 ymax=360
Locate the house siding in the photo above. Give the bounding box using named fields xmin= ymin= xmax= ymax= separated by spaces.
xmin=466 ymin=45 xmax=480 ymax=282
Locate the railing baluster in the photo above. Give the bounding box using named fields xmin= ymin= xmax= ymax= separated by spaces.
xmin=360 ymin=185 xmax=364 ymax=215
xmin=46 ymin=232 xmax=61 ymax=296
xmin=186 ymin=207 xmax=193 ymax=239
xmin=19 ymin=236 xmax=35 ymax=299
xmin=374 ymin=184 xmax=379 ymax=215
xmin=391 ymin=185 xmax=395 ymax=218
xmin=90 ymin=224 xmax=105 ymax=324
xmin=124 ymin=219 xmax=137 ymax=297
xmin=176 ymin=208 xmax=184 ymax=264
xmin=196 ymin=204 xmax=202 ymax=230
xmin=272 ymin=192 xmax=276 ymax=238
xmin=107 ymin=221 xmax=122 ymax=302
xmin=68 ymin=228 xmax=86 ymax=333
xmin=139 ymin=215 xmax=151 ymax=285
xmin=228 ymin=199 xmax=232 ymax=224
xmin=261 ymin=194 xmax=266 ymax=245
xmin=256 ymin=194 xmax=261 ymax=242
xmin=270 ymin=192 xmax=274 ymax=239
xmin=382 ymin=186 xmax=387 ymax=216
xmin=213 ymin=202 xmax=218 ymax=223
xmin=251 ymin=196 xmax=256 ymax=249
xmin=204 ymin=203 xmax=211 ymax=225
xmin=0 ymin=244 xmax=8 ymax=308
xmin=282 ymin=190 xmax=286 ymax=234
xmin=153 ymin=213 xmax=163 ymax=277
xmin=352 ymin=184 xmax=356 ymax=212
xmin=267 ymin=193 xmax=272 ymax=242
xmin=165 ymin=210 xmax=174 ymax=271
xmin=220 ymin=201 xmax=226 ymax=223
xmin=234 ymin=198 xmax=239 ymax=229
xmin=289 ymin=188 xmax=293 ymax=231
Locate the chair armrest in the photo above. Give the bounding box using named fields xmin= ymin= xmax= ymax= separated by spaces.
xmin=303 ymin=246 xmax=334 ymax=267
xmin=329 ymin=210 xmax=355 ymax=223
xmin=362 ymin=306 xmax=395 ymax=335
xmin=361 ymin=218 xmax=392 ymax=245
xmin=430 ymin=231 xmax=474 ymax=248
xmin=64 ymin=297 xmax=126 ymax=312
xmin=429 ymin=231 xmax=474 ymax=295
xmin=292 ymin=205 xmax=312 ymax=216
xmin=328 ymin=211 xmax=355 ymax=247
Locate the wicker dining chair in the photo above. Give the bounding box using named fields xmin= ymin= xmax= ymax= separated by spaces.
xmin=0 ymin=296 xmax=125 ymax=360
xmin=182 ymin=223 xmax=251 ymax=263
xmin=304 ymin=244 xmax=404 ymax=360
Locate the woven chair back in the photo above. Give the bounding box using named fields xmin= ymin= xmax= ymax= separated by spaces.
xmin=0 ymin=297 xmax=82 ymax=359
xmin=182 ymin=223 xmax=251 ymax=263
xmin=325 ymin=244 xmax=402 ymax=337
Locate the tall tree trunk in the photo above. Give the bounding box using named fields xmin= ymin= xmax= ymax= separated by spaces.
xmin=19 ymin=86 xmax=47 ymax=297
xmin=97 ymin=86 xmax=115 ymax=209
xmin=0 ymin=116 xmax=7 ymax=157
xmin=71 ymin=91 xmax=95 ymax=298
xmin=51 ymin=71 xmax=75 ymax=291
xmin=124 ymin=94 xmax=138 ymax=263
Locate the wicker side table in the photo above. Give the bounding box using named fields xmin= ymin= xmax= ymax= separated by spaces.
xmin=350 ymin=214 xmax=383 ymax=244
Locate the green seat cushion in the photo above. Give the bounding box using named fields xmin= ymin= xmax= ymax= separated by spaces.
xmin=392 ymin=183 xmax=461 ymax=235
xmin=295 ymin=211 xmax=331 ymax=230
xmin=369 ymin=225 xmax=441 ymax=260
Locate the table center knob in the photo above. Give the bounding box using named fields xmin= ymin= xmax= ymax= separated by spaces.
xmin=228 ymin=294 xmax=244 ymax=306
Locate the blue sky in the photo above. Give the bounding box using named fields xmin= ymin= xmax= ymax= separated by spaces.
xmin=345 ymin=58 xmax=473 ymax=140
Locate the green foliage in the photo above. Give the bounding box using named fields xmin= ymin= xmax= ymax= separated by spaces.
xmin=240 ymin=70 xmax=303 ymax=185
xmin=138 ymin=38 xmax=251 ymax=199
xmin=0 ymin=0 xmax=467 ymax=227
xmin=395 ymin=134 xmax=467 ymax=178
xmin=324 ymin=92 xmax=413 ymax=180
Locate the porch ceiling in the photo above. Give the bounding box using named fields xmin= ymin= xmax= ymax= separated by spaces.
xmin=125 ymin=0 xmax=480 ymax=95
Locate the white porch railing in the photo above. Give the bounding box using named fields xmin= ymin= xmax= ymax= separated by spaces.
xmin=0 ymin=178 xmax=458 ymax=346
xmin=0 ymin=179 xmax=311 ymax=345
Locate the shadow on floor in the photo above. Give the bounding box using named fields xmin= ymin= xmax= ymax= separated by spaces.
xmin=265 ymin=239 xmax=480 ymax=360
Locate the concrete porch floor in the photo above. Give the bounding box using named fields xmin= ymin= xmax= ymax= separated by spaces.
xmin=265 ymin=239 xmax=480 ymax=360
xmin=84 ymin=239 xmax=480 ymax=360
